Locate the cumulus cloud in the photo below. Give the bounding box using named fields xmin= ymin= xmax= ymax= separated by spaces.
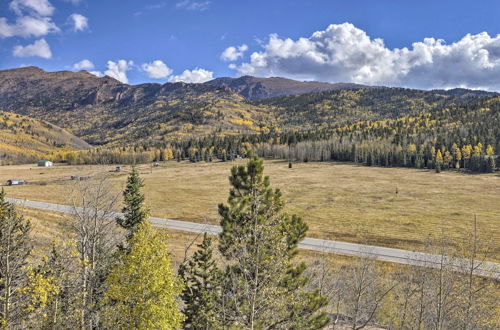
xmin=73 ymin=59 xmax=94 ymax=70
xmin=220 ymin=44 xmax=248 ymax=61
xmin=169 ymin=68 xmax=213 ymax=83
xmin=0 ymin=15 xmax=59 ymax=38
xmin=141 ymin=60 xmax=173 ymax=79
xmin=9 ymin=0 xmax=55 ymax=17
xmin=176 ymin=0 xmax=210 ymax=11
xmin=104 ymin=60 xmax=133 ymax=83
xmin=231 ymin=22 xmax=500 ymax=91
xmin=68 ymin=13 xmax=88 ymax=31
xmin=13 ymin=38 xmax=52 ymax=58
xmin=1 ymin=0 xmax=59 ymax=38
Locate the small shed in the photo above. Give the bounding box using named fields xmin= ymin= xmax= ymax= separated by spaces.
xmin=7 ymin=179 xmax=26 ymax=186
xmin=38 ymin=160 xmax=53 ymax=167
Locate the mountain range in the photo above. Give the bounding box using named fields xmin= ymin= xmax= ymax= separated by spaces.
xmin=205 ymin=75 xmax=370 ymax=100
xmin=0 ymin=66 xmax=497 ymax=151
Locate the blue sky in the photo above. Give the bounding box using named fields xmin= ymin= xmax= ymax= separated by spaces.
xmin=2 ymin=0 xmax=500 ymax=90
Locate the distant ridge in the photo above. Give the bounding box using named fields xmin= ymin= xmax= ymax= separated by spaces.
xmin=0 ymin=66 xmax=496 ymax=147
xmin=205 ymin=75 xmax=370 ymax=100
xmin=431 ymin=88 xmax=499 ymax=98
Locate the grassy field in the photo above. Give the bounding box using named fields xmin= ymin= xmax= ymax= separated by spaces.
xmin=2 ymin=160 xmax=499 ymax=258
xmin=21 ymin=206 xmax=366 ymax=276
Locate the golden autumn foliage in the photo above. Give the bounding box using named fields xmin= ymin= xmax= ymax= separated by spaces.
xmin=101 ymin=221 xmax=184 ymax=329
xmin=0 ymin=110 xmax=90 ymax=165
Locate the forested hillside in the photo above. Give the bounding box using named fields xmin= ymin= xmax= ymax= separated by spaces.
xmin=0 ymin=67 xmax=489 ymax=143
xmin=162 ymin=96 xmax=499 ymax=173
xmin=0 ymin=66 xmax=497 ymax=171
xmin=0 ymin=111 xmax=90 ymax=165
xmin=256 ymin=87 xmax=492 ymax=127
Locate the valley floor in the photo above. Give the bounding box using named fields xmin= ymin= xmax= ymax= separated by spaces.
xmin=2 ymin=160 xmax=499 ymax=259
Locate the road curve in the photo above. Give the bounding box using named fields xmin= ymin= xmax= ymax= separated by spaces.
xmin=7 ymin=197 xmax=499 ymax=279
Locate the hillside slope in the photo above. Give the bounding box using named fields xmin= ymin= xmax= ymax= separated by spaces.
xmin=0 ymin=110 xmax=91 ymax=164
xmin=0 ymin=67 xmax=494 ymax=148
xmin=0 ymin=67 xmax=259 ymax=144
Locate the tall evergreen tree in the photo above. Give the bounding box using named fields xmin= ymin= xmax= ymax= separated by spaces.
xmin=0 ymin=190 xmax=31 ymax=328
xmin=179 ymin=233 xmax=221 ymax=329
xmin=218 ymin=153 xmax=329 ymax=329
xmin=488 ymin=156 xmax=496 ymax=173
xmin=102 ymin=221 xmax=184 ymax=329
xmin=116 ymin=168 xmax=149 ymax=238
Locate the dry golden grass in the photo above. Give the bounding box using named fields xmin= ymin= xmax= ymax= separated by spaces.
xmin=21 ymin=205 xmax=361 ymax=274
xmin=19 ymin=206 xmax=69 ymax=257
xmin=2 ymin=160 xmax=499 ymax=258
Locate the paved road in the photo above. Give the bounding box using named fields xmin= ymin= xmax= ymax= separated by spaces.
xmin=7 ymin=197 xmax=499 ymax=279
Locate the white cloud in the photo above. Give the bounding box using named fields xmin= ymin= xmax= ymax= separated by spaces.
xmin=220 ymin=44 xmax=248 ymax=61
xmin=169 ymin=68 xmax=213 ymax=83
xmin=0 ymin=16 xmax=59 ymax=38
xmin=141 ymin=60 xmax=173 ymax=79
xmin=9 ymin=0 xmax=55 ymax=17
xmin=13 ymin=38 xmax=52 ymax=58
xmin=1 ymin=0 xmax=60 ymax=39
xmin=68 ymin=13 xmax=88 ymax=31
xmin=176 ymin=0 xmax=210 ymax=11
xmin=104 ymin=60 xmax=133 ymax=83
xmin=73 ymin=59 xmax=94 ymax=70
xmin=231 ymin=22 xmax=500 ymax=91
xmin=89 ymin=71 xmax=103 ymax=77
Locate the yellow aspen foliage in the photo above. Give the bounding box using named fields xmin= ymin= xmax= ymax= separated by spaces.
xmin=165 ymin=148 xmax=174 ymax=160
xmin=462 ymin=145 xmax=472 ymax=160
xmin=473 ymin=145 xmax=481 ymax=157
xmin=101 ymin=221 xmax=184 ymax=329
xmin=486 ymin=144 xmax=494 ymax=156
xmin=436 ymin=149 xmax=444 ymax=165
xmin=20 ymin=268 xmax=59 ymax=320
xmin=406 ymin=144 xmax=417 ymax=153
xmin=453 ymin=144 xmax=462 ymax=161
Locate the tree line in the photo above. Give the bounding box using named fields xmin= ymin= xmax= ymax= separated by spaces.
xmin=37 ymin=95 xmax=498 ymax=174
xmin=1 ymin=154 xmax=498 ymax=329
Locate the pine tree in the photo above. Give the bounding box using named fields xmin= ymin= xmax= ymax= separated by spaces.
xmin=0 ymin=190 xmax=31 ymax=328
xmin=488 ymin=156 xmax=496 ymax=173
xmin=102 ymin=221 xmax=184 ymax=329
xmin=218 ymin=153 xmax=329 ymax=328
xmin=116 ymin=168 xmax=149 ymax=238
xmin=179 ymin=233 xmax=221 ymax=329
xmin=435 ymin=162 xmax=441 ymax=173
